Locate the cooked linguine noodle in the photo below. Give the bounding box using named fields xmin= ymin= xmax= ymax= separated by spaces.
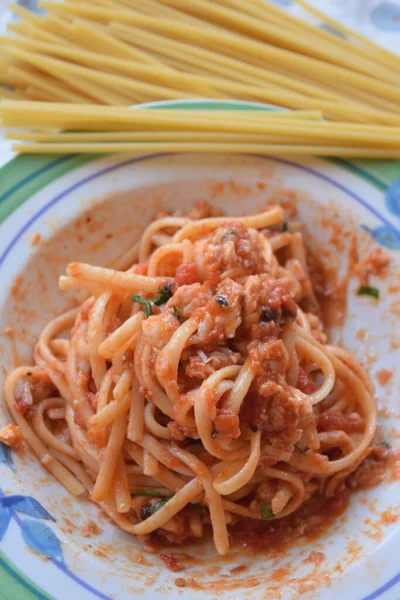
xmin=3 ymin=203 xmax=378 ymax=555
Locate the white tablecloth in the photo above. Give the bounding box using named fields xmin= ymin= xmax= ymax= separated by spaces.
xmin=4 ymin=0 xmax=399 ymax=52
xmin=1 ymin=0 xmax=400 ymax=167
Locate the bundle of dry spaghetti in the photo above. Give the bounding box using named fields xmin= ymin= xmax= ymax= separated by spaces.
xmin=1 ymin=0 xmax=400 ymax=156
xmin=2 ymin=101 xmax=400 ymax=157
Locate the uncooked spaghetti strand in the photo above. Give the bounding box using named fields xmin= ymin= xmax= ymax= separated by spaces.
xmin=109 ymin=21 xmax=348 ymax=102
xmin=3 ymin=29 xmax=358 ymax=106
xmin=6 ymin=129 xmax=359 ymax=145
xmin=7 ymin=65 xmax=93 ymax=104
xmin=2 ymin=36 xmax=221 ymax=98
xmin=37 ymin=3 xmax=400 ymax=105
xmin=221 ymin=0 xmax=400 ymax=84
xmin=3 ymin=46 xmax=197 ymax=102
xmin=10 ymin=142 xmax=400 ymax=157
xmin=152 ymin=0 xmax=400 ymax=86
xmin=71 ymin=18 xmax=166 ymax=66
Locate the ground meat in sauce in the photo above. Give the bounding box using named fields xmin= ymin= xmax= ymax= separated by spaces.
xmin=297 ymin=368 xmax=317 ymax=394
xmin=194 ymin=278 xmax=243 ymax=344
xmin=240 ymin=382 xmax=298 ymax=437
xmin=0 ymin=424 xmax=24 ymax=449
xmin=237 ymin=334 xmax=306 ymax=444
xmin=214 ymin=408 xmax=240 ymax=438
xmin=200 ymin=221 xmax=267 ymax=284
xmin=247 ymin=338 xmax=288 ymax=378
xmin=166 ymin=282 xmax=212 ymax=320
xmin=240 ymin=274 xmax=297 ymax=341
xmin=185 ymin=354 xmax=215 ymax=380
xmin=185 ymin=348 xmax=242 ymax=380
xmin=168 ymin=419 xmax=198 ymax=442
xmin=175 ymin=263 xmax=199 ymax=287
xmin=142 ymin=311 xmax=180 ymax=351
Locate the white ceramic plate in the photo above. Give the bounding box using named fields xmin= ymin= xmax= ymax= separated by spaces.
xmin=0 ymin=100 xmax=399 ymax=600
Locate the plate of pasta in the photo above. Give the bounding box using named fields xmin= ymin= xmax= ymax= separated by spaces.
xmin=0 ymin=100 xmax=399 ymax=600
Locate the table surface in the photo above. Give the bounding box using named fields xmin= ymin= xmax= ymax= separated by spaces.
xmin=3 ymin=0 xmax=400 ymax=50
xmin=1 ymin=0 xmax=400 ymax=167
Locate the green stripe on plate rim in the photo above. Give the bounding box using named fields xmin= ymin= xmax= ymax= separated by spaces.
xmin=0 ymin=550 xmax=55 ymax=600
xmin=0 ymin=98 xmax=398 ymax=599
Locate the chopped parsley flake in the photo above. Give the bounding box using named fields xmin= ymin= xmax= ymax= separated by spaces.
xmin=269 ymin=221 xmax=288 ymax=233
xmin=357 ymin=286 xmax=379 ymax=299
xmin=131 ymin=284 xmax=174 ymax=318
xmin=151 ymin=498 xmax=170 ymax=515
xmin=222 ymin=229 xmax=237 ymax=239
xmin=153 ymin=284 xmax=173 ymax=306
xmin=136 ymin=489 xmax=168 ymax=497
xmin=131 ymin=295 xmax=153 ymax=318
xmin=260 ymin=501 xmax=274 ymax=519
